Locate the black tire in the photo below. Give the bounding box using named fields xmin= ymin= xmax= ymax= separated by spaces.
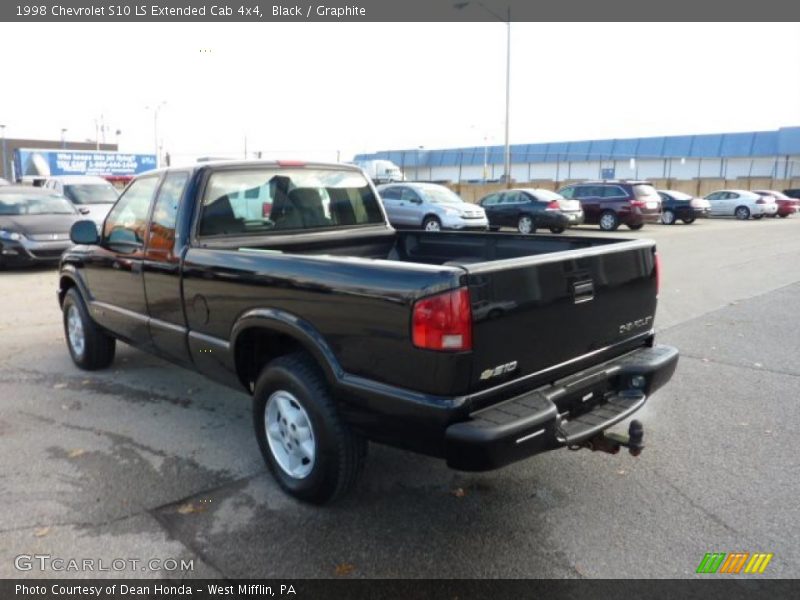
xmin=752 ymin=214 xmax=764 ymax=220
xmin=62 ymin=288 xmax=116 ymax=370
xmin=599 ymin=210 xmax=620 ymax=231
xmin=627 ymin=223 xmax=645 ymax=230
xmin=253 ymin=352 xmax=366 ymax=504
xmin=735 ymin=206 xmax=750 ymax=220
xmin=517 ymin=214 xmax=535 ymax=234
xmin=549 ymin=226 xmax=565 ymax=234
xmin=779 ymin=214 xmax=789 ymax=218
xmin=681 ymin=217 xmax=696 ymax=224
xmin=661 ymin=209 xmax=676 ymax=225
xmin=422 ymin=216 xmax=442 ymax=232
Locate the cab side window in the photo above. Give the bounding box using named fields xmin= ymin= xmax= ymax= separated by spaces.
xmin=103 ymin=176 xmax=159 ymax=252
xmin=146 ymin=172 xmax=189 ymax=256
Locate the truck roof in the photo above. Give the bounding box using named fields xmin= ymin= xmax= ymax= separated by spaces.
xmin=151 ymin=160 xmax=364 ymax=177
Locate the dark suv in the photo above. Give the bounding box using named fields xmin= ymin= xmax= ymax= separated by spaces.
xmin=558 ymin=181 xmax=662 ymax=231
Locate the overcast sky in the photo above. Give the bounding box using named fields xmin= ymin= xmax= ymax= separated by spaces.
xmin=1 ymin=22 xmax=798 ymax=164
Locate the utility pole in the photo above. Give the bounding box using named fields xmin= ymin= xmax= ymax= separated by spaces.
xmin=146 ymin=102 xmax=167 ymax=167
xmin=0 ymin=124 xmax=8 ymax=181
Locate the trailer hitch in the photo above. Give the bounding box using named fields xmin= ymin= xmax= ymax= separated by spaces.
xmin=575 ymin=420 xmax=645 ymax=457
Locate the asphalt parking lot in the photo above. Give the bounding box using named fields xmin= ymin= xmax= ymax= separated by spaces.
xmin=1 ymin=215 xmax=799 ymax=579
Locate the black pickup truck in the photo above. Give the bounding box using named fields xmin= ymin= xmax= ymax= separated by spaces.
xmin=59 ymin=161 xmax=678 ymax=503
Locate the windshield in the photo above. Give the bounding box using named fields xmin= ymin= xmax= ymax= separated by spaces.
xmin=0 ymin=193 xmax=77 ymax=215
xmin=64 ymin=184 xmax=119 ymax=205
xmin=199 ymin=168 xmax=385 ymax=236
xmin=420 ymin=186 xmax=464 ymax=204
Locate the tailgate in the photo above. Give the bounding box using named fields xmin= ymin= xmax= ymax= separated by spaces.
xmin=464 ymin=239 xmax=658 ymax=395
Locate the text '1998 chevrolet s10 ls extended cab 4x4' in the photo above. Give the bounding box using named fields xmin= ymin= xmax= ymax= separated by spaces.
xmin=58 ymin=161 xmax=678 ymax=503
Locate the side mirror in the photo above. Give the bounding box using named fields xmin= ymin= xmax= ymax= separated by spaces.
xmin=70 ymin=220 xmax=100 ymax=245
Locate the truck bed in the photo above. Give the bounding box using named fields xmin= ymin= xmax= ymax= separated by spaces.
xmin=188 ymin=229 xmax=658 ymax=405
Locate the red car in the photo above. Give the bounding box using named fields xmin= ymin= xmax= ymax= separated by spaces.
xmin=753 ymin=190 xmax=800 ymax=218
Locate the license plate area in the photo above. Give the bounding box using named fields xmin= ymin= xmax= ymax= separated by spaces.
xmin=554 ymin=379 xmax=612 ymax=422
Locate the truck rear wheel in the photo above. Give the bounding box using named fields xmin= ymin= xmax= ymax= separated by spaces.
xmin=62 ymin=288 xmax=116 ymax=370
xmin=253 ymin=352 xmax=366 ymax=504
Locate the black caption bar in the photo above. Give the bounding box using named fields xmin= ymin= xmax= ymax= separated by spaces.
xmin=2 ymin=579 xmax=799 ymax=600
xmin=1 ymin=0 xmax=800 ymax=21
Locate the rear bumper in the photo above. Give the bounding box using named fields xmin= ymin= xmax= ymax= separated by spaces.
xmin=444 ymin=344 xmax=679 ymax=471
xmin=627 ymin=210 xmax=662 ymax=225
xmin=542 ymin=211 xmax=584 ymax=228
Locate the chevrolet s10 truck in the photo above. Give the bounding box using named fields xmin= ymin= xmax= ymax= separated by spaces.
xmin=59 ymin=161 xmax=678 ymax=503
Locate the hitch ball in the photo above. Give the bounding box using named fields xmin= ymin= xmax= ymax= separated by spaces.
xmin=627 ymin=420 xmax=644 ymax=456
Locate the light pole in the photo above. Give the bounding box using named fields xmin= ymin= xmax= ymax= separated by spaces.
xmin=1 ymin=124 xmax=7 ymax=181
xmin=61 ymin=128 xmax=68 ymax=149
xmin=455 ymin=2 xmax=511 ymax=184
xmin=146 ymin=102 xmax=167 ymax=167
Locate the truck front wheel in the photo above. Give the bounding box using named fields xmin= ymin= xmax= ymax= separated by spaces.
xmin=62 ymin=288 xmax=116 ymax=370
xmin=253 ymin=352 xmax=366 ymax=504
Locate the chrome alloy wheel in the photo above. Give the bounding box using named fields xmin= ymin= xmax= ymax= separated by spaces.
xmin=600 ymin=212 xmax=617 ymax=230
xmin=66 ymin=305 xmax=85 ymax=358
xmin=265 ymin=390 xmax=316 ymax=479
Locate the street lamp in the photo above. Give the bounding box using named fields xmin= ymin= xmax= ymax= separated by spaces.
xmin=146 ymin=101 xmax=167 ymax=167
xmin=61 ymin=128 xmax=68 ymax=149
xmin=455 ymin=1 xmax=511 ymax=185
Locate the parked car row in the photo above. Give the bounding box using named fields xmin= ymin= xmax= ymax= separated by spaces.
xmin=375 ymin=179 xmax=800 ymax=235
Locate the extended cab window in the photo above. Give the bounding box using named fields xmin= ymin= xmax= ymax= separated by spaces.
xmin=103 ymin=176 xmax=159 ymax=251
xmin=199 ymin=168 xmax=384 ymax=236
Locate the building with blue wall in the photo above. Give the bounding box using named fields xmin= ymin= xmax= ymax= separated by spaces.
xmin=354 ymin=126 xmax=800 ymax=183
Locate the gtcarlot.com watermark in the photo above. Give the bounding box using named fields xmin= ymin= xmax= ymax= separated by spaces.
xmin=15 ymin=554 xmax=194 ymax=573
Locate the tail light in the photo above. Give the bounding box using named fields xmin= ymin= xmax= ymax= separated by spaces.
xmin=654 ymin=252 xmax=661 ymax=295
xmin=412 ymin=287 xmax=472 ymax=351
xmin=545 ymin=200 xmax=560 ymax=211
xmin=631 ymin=199 xmax=646 ymax=208
xmin=277 ymin=160 xmax=306 ymax=167
xmin=262 ymin=203 xmax=272 ymax=218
